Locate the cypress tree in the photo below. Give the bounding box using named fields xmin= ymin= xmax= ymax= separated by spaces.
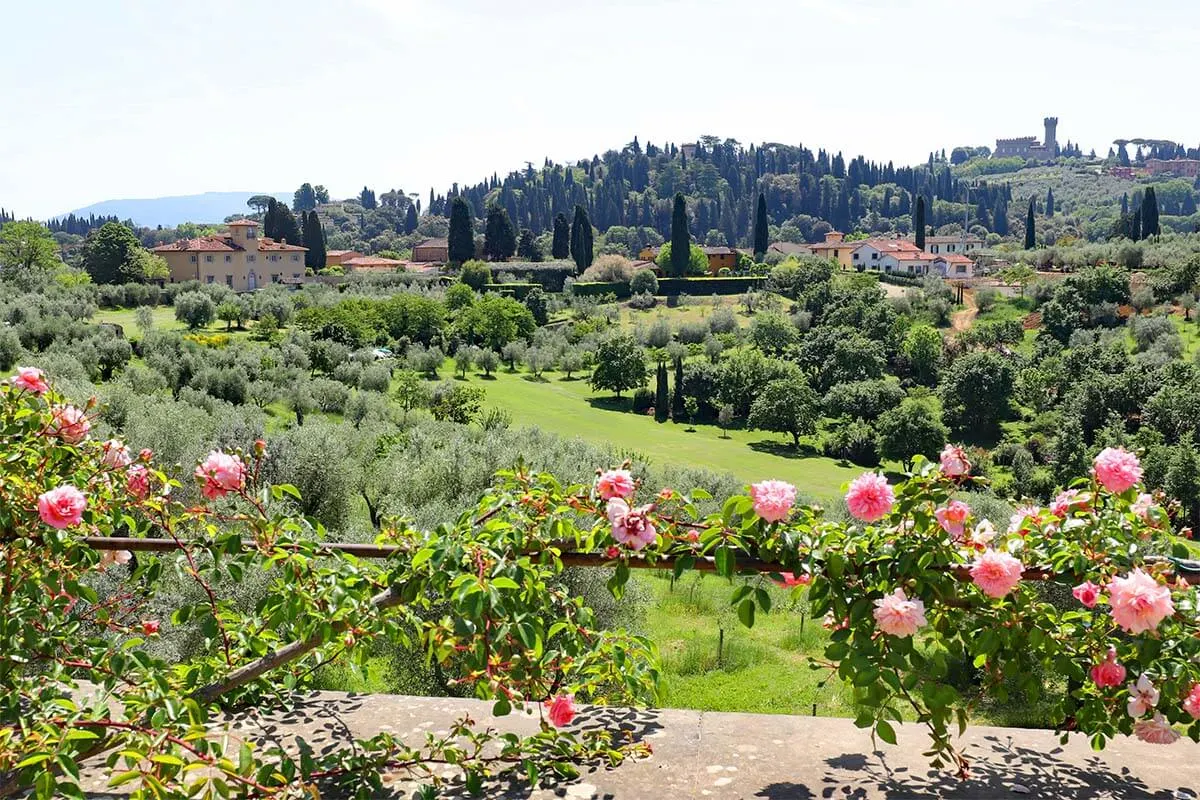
xmin=753 ymin=192 xmax=768 ymax=259
xmin=274 ymin=204 xmax=301 ymax=246
xmin=654 ymin=362 xmax=669 ymax=422
xmin=1141 ymin=187 xmax=1160 ymax=239
xmin=448 ymin=197 xmax=474 ymax=264
xmin=483 ymin=203 xmax=517 ymax=261
xmin=914 ymin=195 xmax=926 ymax=250
xmin=1121 ymin=193 xmax=1129 ymax=216
xmin=570 ymin=205 xmax=593 ymax=270
xmin=1131 ymin=208 xmax=1142 ymax=241
xmin=671 ymin=357 xmax=686 ymax=421
xmin=1024 ymin=198 xmax=1036 ymax=249
xmin=551 ymin=213 xmax=570 ymax=259
xmin=404 ymin=204 xmax=418 ymax=234
xmin=670 ymin=192 xmax=690 ymax=277
xmin=302 ymin=211 xmax=326 ymax=269
xmin=1046 ymin=187 xmax=1055 ymax=217
xmin=263 ymin=199 xmax=279 ymax=241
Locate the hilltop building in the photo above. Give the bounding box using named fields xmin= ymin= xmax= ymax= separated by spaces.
xmin=411 ymin=238 xmax=449 ymax=263
xmin=1144 ymin=158 xmax=1200 ymax=177
xmin=994 ymin=117 xmax=1059 ymax=161
xmin=922 ymin=235 xmax=984 ymax=255
xmin=152 ymin=220 xmax=306 ymax=291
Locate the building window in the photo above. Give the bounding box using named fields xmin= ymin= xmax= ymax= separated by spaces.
xmin=291 ymin=255 xmax=299 ymax=262
xmin=205 ymin=275 xmax=214 ymax=284
xmin=246 ymin=228 xmax=256 ymax=239
xmin=190 ymin=255 xmax=197 ymax=263
xmin=956 ymin=265 xmax=967 ymax=274
xmin=293 ymin=273 xmax=301 ymax=279
xmin=871 ymin=253 xmax=878 ymax=260
xmin=225 ymin=275 xmax=233 ymax=287
xmin=205 ymin=255 xmax=213 ymax=263
xmin=853 ymin=253 xmax=859 ymax=261
xmin=948 ymin=244 xmax=956 ymax=252
xmin=247 ymin=255 xmax=256 ymax=262
xmin=224 ymin=255 xmax=232 ymax=263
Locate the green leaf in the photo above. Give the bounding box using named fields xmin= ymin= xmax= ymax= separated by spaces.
xmin=411 ymin=548 xmax=435 ymax=569
xmin=754 ymin=587 xmax=772 ymax=614
xmin=714 ymin=547 xmax=735 ymax=578
xmin=737 ymin=598 xmax=755 ymax=628
xmin=875 ymin=720 xmax=898 ymax=745
xmin=491 ymin=577 xmax=520 ymax=590
xmin=16 ymin=753 xmax=50 ymax=769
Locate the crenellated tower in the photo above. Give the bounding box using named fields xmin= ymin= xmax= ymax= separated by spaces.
xmin=1043 ymin=117 xmax=1059 ymax=157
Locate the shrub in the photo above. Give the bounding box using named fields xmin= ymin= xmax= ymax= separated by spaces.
xmin=359 ymin=364 xmax=392 ymax=392
xmin=581 ymin=254 xmax=637 ymax=283
xmin=310 ymin=377 xmax=350 ymax=413
xmin=631 ymin=386 xmax=654 ymax=414
xmin=174 ymin=291 xmax=216 ymax=329
xmin=630 ymin=269 xmax=659 ymax=296
xmin=822 ymin=419 xmax=880 ymax=466
xmin=459 ymin=260 xmax=491 ymax=291
xmin=627 ymin=292 xmax=656 ymax=310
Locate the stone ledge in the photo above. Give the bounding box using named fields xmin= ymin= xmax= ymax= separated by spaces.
xmin=80 ymin=691 xmax=1200 ymax=798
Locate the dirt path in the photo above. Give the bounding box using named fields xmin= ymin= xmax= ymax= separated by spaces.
xmin=951 ymin=288 xmax=977 ymax=332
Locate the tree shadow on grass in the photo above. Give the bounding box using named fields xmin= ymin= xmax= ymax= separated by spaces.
xmin=521 ymin=374 xmax=551 ymax=384
xmin=586 ymin=396 xmax=634 ymax=414
xmin=747 ymin=440 xmax=821 ymax=460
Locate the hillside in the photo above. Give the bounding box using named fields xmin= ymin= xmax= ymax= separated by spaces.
xmin=58 ymin=190 xmax=291 ymax=228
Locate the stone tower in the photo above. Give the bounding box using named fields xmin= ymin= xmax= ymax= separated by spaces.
xmin=1043 ymin=117 xmax=1059 ymax=157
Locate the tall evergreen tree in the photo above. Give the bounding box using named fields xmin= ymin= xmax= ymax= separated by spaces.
xmin=293 ymin=183 xmax=318 ymax=212
xmin=1121 ymin=193 xmax=1129 ymax=215
xmin=274 ymin=204 xmax=301 ymax=245
xmin=752 ymin=192 xmax=768 ymax=259
xmin=1024 ymin=198 xmax=1036 ymax=249
xmin=551 ymin=213 xmax=570 ymax=259
xmin=1132 ymin=208 xmax=1142 ymax=241
xmin=302 ymin=211 xmax=326 ymax=269
xmin=1046 ymin=187 xmax=1055 ymax=217
xmin=670 ymin=193 xmax=690 ymax=278
xmin=914 ymin=195 xmax=926 ymax=251
xmin=654 ymin=362 xmax=669 ymax=422
xmin=483 ymin=204 xmax=517 ymax=261
xmin=570 ymin=205 xmax=593 ymax=270
xmin=359 ymin=187 xmax=377 ymax=209
xmin=1141 ymin=187 xmax=1160 ymax=239
xmin=448 ymin=197 xmax=475 ymax=264
xmin=404 ymin=204 xmax=418 ymax=234
xmin=671 ymin=357 xmax=686 ymax=421
xmin=263 ymin=199 xmax=280 ymax=241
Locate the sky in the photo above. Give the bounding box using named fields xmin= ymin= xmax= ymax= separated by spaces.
xmin=2 ymin=0 xmax=1198 ymax=220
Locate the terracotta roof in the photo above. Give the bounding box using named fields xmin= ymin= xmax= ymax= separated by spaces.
xmin=257 ymin=237 xmax=307 ymax=252
xmin=925 ymin=235 xmax=982 ymax=244
xmin=326 ymin=250 xmax=359 ymax=257
xmin=152 ymin=236 xmax=241 ymax=253
xmin=227 ymin=219 xmax=259 ymax=227
xmin=413 ymin=238 xmax=448 ymax=248
xmin=768 ymin=242 xmax=811 ymax=255
xmin=344 ymin=256 xmax=405 ymax=267
xmin=701 ymin=246 xmax=736 ymax=255
xmin=862 ymin=239 xmax=922 ymax=254
xmin=934 ymin=253 xmax=974 ymax=264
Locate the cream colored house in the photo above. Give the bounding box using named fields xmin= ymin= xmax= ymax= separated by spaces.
xmin=153 ymin=219 xmax=306 ymax=291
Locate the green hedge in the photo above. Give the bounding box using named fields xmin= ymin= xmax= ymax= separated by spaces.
xmin=569 ymin=276 xmax=768 ymax=299
xmin=483 ymin=282 xmax=541 ymax=300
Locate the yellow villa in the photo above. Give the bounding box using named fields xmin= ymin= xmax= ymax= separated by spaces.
xmin=153 ymin=219 xmax=306 ymax=291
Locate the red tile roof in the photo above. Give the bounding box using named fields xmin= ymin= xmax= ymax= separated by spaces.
xmin=257 ymin=237 xmax=307 ymax=252
xmin=326 ymin=250 xmax=358 ymax=257
xmin=227 ymin=219 xmax=259 ymax=226
xmin=934 ymin=253 xmax=974 ymax=264
xmin=343 ymin=256 xmax=404 ymax=268
xmin=152 ymin=236 xmax=240 ymax=253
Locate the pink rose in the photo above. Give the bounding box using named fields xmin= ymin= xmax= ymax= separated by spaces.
xmin=1134 ymin=713 xmax=1180 ymax=744
xmin=845 ymin=472 xmax=894 ymax=523
xmin=774 ymin=572 xmax=811 ymax=589
xmin=101 ymin=439 xmax=132 ymax=469
xmin=48 ymin=404 xmax=90 ymax=444
xmin=1108 ymin=569 xmax=1174 ymax=634
xmin=969 ymin=550 xmax=1023 ymax=598
xmin=595 ymin=469 xmax=634 ymax=500
xmin=1131 ymin=493 xmax=1155 ymax=521
xmin=1089 ymin=647 xmax=1126 ymax=689
xmin=37 ymin=485 xmax=87 ymax=529
xmin=126 ymin=465 xmax=150 ymax=499
xmin=141 ymin=620 xmax=160 ymax=635
xmin=99 ymin=549 xmax=132 ymax=570
xmin=750 ymin=479 xmax=796 ymax=523
xmin=194 ymin=450 xmax=246 ymax=500
xmin=966 ymin=519 xmax=996 ymax=550
xmin=934 ymin=500 xmax=970 ymax=540
xmin=872 ymin=588 xmax=927 ymax=637
xmin=1050 ymin=489 xmax=1088 ymax=518
xmin=1127 ymin=673 xmax=1160 ymax=717
xmin=606 ymin=498 xmax=657 ymax=550
xmin=11 ymin=366 xmax=48 ymax=395
xmin=1183 ymin=683 xmax=1200 ymax=720
xmin=939 ymin=444 xmax=970 ymax=477
xmin=1072 ymin=580 xmax=1101 ymax=608
xmin=1092 ymin=447 xmax=1142 ymax=494
xmin=546 ymin=694 xmax=576 ymax=728
xmin=138 ymin=448 xmax=153 ymax=462
xmin=1007 ymin=504 xmax=1042 ymax=536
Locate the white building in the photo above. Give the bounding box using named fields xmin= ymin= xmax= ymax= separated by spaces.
xmin=923 ymin=235 xmax=984 ymax=256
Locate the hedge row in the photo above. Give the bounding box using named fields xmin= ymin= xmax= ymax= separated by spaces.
xmin=570 ymin=276 xmax=768 ymax=298
xmin=482 ymin=282 xmax=541 ymax=300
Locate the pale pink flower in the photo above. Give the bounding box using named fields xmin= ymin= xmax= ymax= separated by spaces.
xmin=194 ymin=450 xmax=246 ymax=500
xmin=607 ymin=498 xmax=657 ymax=550
xmin=1092 ymin=447 xmax=1143 ymax=494
xmin=969 ymin=550 xmax=1023 ymax=598
xmin=126 ymin=465 xmax=150 ymax=499
xmin=1131 ymin=493 xmax=1155 ymax=520
xmin=48 ymin=404 xmax=89 ymax=444
xmin=845 ymin=473 xmax=894 ymax=523
xmin=101 ymin=439 xmax=132 ymax=469
xmin=546 ymin=694 xmax=576 ymax=727
xmin=1183 ymin=683 xmax=1200 ymax=720
xmin=99 ymin=549 xmax=132 ymax=570
xmin=37 ymin=485 xmax=87 ymax=529
xmin=1089 ymin=647 xmax=1126 ymax=688
xmin=595 ymin=469 xmax=634 ymax=500
xmin=1007 ymin=504 xmax=1042 ymax=536
xmin=1134 ymin=713 xmax=1180 ymax=744
xmin=939 ymin=444 xmax=970 ymax=477
xmin=1072 ymin=581 xmax=1102 ymax=608
xmin=1050 ymin=489 xmax=1088 ymax=517
xmin=750 ymin=479 xmax=796 ymax=523
xmin=1108 ymin=569 xmax=1174 ymax=634
xmin=872 ymin=588 xmax=927 ymax=637
xmin=1127 ymin=673 xmax=1160 ymax=717
xmin=966 ymin=519 xmax=996 ymax=550
xmin=774 ymin=572 xmax=811 ymax=589
xmin=935 ymin=500 xmax=970 ymax=540
xmin=11 ymin=366 xmax=48 ymax=395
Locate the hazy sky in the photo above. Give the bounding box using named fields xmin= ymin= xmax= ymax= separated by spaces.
xmin=2 ymin=0 xmax=1197 ymax=219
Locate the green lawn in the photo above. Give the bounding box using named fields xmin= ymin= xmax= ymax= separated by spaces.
xmin=92 ymin=305 xmax=259 ymax=341
xmin=464 ymin=365 xmax=862 ymax=499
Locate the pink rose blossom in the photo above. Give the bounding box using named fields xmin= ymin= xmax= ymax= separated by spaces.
xmin=969 ymin=550 xmax=1023 ymax=598
xmin=1072 ymin=581 xmax=1102 ymax=608
xmin=845 ymin=472 xmax=894 ymax=523
xmin=750 ymin=479 xmax=797 ymax=523
xmin=1131 ymin=493 xmax=1155 ymax=520
xmin=1127 ymin=673 xmax=1160 ymax=717
xmin=595 ymin=469 xmax=635 ymax=500
xmin=1050 ymin=489 xmax=1088 ymax=518
xmin=607 ymin=498 xmax=657 ymax=550
xmin=546 ymin=694 xmax=576 ymax=727
xmin=1108 ymin=569 xmax=1174 ymax=634
xmin=99 ymin=549 xmax=132 ymax=570
xmin=138 ymin=448 xmax=153 ymax=462
xmin=101 ymin=440 xmax=132 ymax=469
xmin=37 ymin=485 xmax=87 ymax=529
xmin=1183 ymin=683 xmax=1200 ymax=720
xmin=935 ymin=500 xmax=970 ymax=540
xmin=48 ymin=404 xmax=90 ymax=444
xmin=939 ymin=444 xmax=970 ymax=477
xmin=1133 ymin=713 xmax=1180 ymax=744
xmin=141 ymin=620 xmax=160 ymax=635
xmin=126 ymin=465 xmax=151 ymax=499
xmin=966 ymin=519 xmax=996 ymax=550
xmin=872 ymin=588 xmax=927 ymax=637
xmin=194 ymin=450 xmax=246 ymax=500
xmin=1007 ymin=505 xmax=1042 ymax=536
xmin=1092 ymin=447 xmax=1143 ymax=494
xmin=774 ymin=572 xmax=811 ymax=589
xmin=1089 ymin=647 xmax=1126 ymax=688
xmin=11 ymin=366 xmax=48 ymax=395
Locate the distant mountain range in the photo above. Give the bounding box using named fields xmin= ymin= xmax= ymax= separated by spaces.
xmin=56 ymin=191 xmax=291 ymax=228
